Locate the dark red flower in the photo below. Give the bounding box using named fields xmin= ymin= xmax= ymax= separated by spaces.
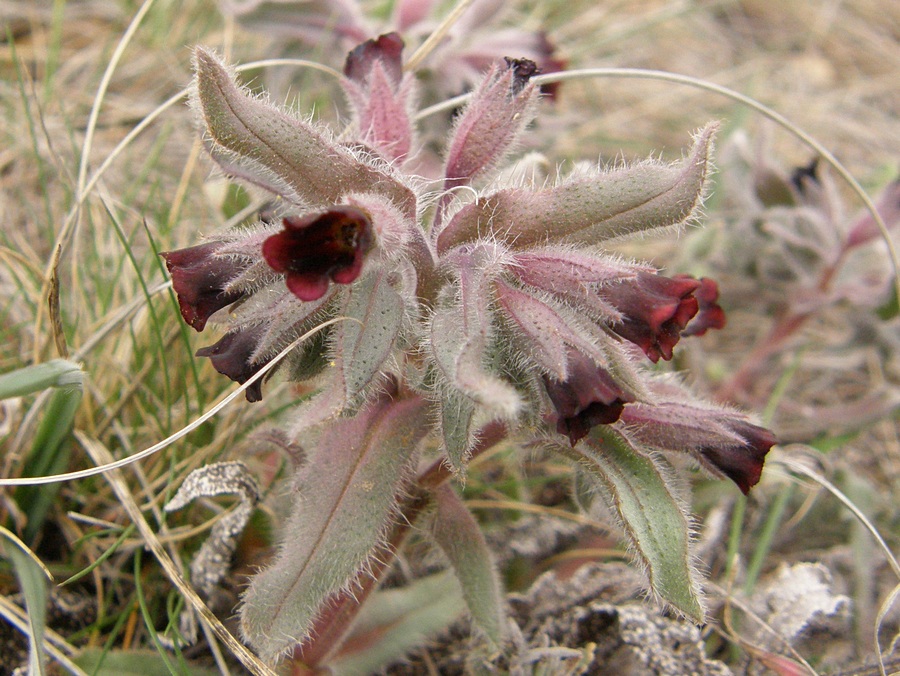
xmin=344 ymin=32 xmax=404 ymax=85
xmin=262 ymin=206 xmax=373 ymax=302
xmin=195 ymin=324 xmax=271 ymax=402
xmin=161 ymin=242 xmax=247 ymax=332
xmin=601 ymin=272 xmax=701 ymax=362
xmin=696 ymin=420 xmax=777 ymax=494
xmin=620 ymin=403 xmax=777 ymax=494
xmin=544 ymin=349 xmax=634 ymax=445
xmin=678 ymin=276 xmax=726 ymax=337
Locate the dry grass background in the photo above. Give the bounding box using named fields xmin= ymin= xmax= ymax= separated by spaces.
xmin=0 ymin=0 xmax=898 ymax=673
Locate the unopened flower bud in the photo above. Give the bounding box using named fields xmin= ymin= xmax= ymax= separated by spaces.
xmin=544 ymin=348 xmax=634 ymax=445
xmin=196 ymin=324 xmax=272 ymax=402
xmin=161 ymin=242 xmax=248 ymax=331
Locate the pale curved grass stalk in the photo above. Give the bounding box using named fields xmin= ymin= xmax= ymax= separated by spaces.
xmin=33 ymin=0 xmax=158 ymax=364
xmin=777 ymin=453 xmax=900 ymax=676
xmin=74 ymin=0 xmax=157 ymax=199
xmin=0 ymin=317 xmax=350 ymax=488
xmin=417 ymin=68 xmax=898 ymax=302
xmin=0 ymin=595 xmax=86 ymax=676
xmin=875 ymin=582 xmax=900 ymax=676
xmin=405 ymin=0 xmax=477 ymax=73
xmin=28 ymin=57 xmax=343 ymax=365
xmin=713 ymin=577 xmax=818 ymax=675
xmin=74 ymin=433 xmax=276 ymax=676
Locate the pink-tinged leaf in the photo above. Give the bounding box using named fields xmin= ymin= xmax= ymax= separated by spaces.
xmin=511 ymin=248 xmax=645 ymax=289
xmin=754 ymin=652 xmax=810 ymax=676
xmin=494 ymin=279 xmax=606 ymax=380
xmin=392 ymin=0 xmax=438 ymax=30
xmin=222 ymin=0 xmax=369 ymax=46
xmin=437 ymin=123 xmax=717 ymax=253
xmin=546 ymin=427 xmax=705 ymax=622
xmin=442 ymin=59 xmax=538 ymax=189
xmin=332 ymin=269 xmax=404 ymax=405
xmin=192 ymin=48 xmax=415 ymax=216
xmin=343 ymin=35 xmax=415 ymax=164
xmin=328 ymin=572 xmax=465 ymax=674
xmin=344 ymin=61 xmax=414 ymax=162
xmin=239 ymin=393 xmax=430 ymax=662
xmin=430 ymin=251 xmax=521 ymax=419
xmin=429 ymin=484 xmax=506 ymax=645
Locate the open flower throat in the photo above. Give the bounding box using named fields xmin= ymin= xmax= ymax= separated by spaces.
xmin=163 ymin=36 xmax=774 ymax=493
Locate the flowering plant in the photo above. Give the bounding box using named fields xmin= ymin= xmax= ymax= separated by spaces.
xmin=163 ymin=35 xmax=776 ymax=666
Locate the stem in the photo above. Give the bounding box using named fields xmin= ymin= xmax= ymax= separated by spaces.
xmin=293 ymin=421 xmax=508 ymax=670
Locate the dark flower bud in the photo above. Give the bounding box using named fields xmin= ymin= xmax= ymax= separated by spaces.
xmin=161 ymin=242 xmax=247 ymax=332
xmin=601 ymin=272 xmax=701 ymax=362
xmin=503 ymin=57 xmax=539 ymax=95
xmin=696 ymin=420 xmax=777 ymax=494
xmin=262 ymin=206 xmax=374 ymax=302
xmin=620 ymin=402 xmax=777 ymax=494
xmin=195 ymin=324 xmax=271 ymax=402
xmin=544 ymin=349 xmax=634 ymax=445
xmin=344 ymin=32 xmax=404 ymax=85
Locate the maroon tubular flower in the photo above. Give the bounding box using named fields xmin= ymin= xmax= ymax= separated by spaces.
xmin=620 ymin=403 xmax=777 ymax=494
xmin=601 ymin=272 xmax=701 ymax=362
xmin=262 ymin=206 xmax=374 ymax=302
xmin=544 ymin=349 xmax=634 ymax=446
xmin=195 ymin=324 xmax=270 ymax=402
xmin=697 ymin=420 xmax=777 ymax=494
xmin=344 ymin=32 xmax=404 ymax=84
xmin=678 ymin=275 xmax=726 ymax=337
xmin=161 ymin=242 xmax=247 ymax=332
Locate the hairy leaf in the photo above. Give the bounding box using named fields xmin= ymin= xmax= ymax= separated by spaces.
xmin=193 ymin=48 xmax=415 ymax=216
xmin=333 ymin=269 xmax=404 ymax=405
xmin=240 ymin=393 xmax=430 ymax=662
xmin=430 ymin=253 xmax=520 ymax=418
xmin=439 ymin=390 xmax=477 ymax=473
xmin=437 ymin=123 xmax=717 ymax=253
xmin=548 ymin=427 xmax=704 ymax=621
xmin=327 ymin=573 xmax=465 ymax=675
xmin=430 ymin=484 xmax=505 ymax=644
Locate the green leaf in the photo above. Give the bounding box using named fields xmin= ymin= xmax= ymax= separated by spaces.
xmin=429 ymin=484 xmax=505 ymax=644
xmin=440 ymin=390 xmax=477 ymax=473
xmin=334 ymin=270 xmax=404 ymax=405
xmin=73 ymin=649 xmax=219 ymax=676
xmin=548 ymin=427 xmax=704 ymax=621
xmin=2 ymin=532 xmax=51 ymax=676
xmin=328 ymin=573 xmax=465 ymax=675
xmin=0 ymin=359 xmax=82 ymax=399
xmin=240 ymin=394 xmax=430 ymax=662
xmin=6 ymin=361 xmax=84 ymax=543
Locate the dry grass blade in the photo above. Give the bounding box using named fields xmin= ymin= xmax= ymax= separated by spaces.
xmin=0 ymin=318 xmax=346 ymax=487
xmin=74 ymin=432 xmax=276 ymax=676
xmin=776 ymin=453 xmax=900 ymax=676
